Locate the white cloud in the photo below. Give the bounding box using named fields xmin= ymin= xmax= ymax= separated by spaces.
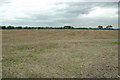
xmin=0 ymin=0 xmax=118 ymax=28
xmin=81 ymin=7 xmax=118 ymax=18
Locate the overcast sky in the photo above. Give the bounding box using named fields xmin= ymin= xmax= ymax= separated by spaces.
xmin=0 ymin=0 xmax=119 ymax=28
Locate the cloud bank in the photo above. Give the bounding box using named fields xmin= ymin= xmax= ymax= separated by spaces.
xmin=0 ymin=0 xmax=118 ymax=28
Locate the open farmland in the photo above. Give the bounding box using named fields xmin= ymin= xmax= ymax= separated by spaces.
xmin=2 ymin=29 xmax=119 ymax=78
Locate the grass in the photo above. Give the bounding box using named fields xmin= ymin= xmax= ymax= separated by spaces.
xmin=2 ymin=29 xmax=118 ymax=78
xmin=27 ymin=74 xmax=35 ymax=78
xmin=71 ymin=53 xmax=85 ymax=59
xmin=110 ymin=42 xmax=120 ymax=44
xmin=33 ymin=48 xmax=45 ymax=54
xmin=27 ymin=54 xmax=33 ymax=57
xmin=111 ymin=53 xmax=117 ymax=56
xmin=2 ymin=57 xmax=22 ymax=63
xmin=4 ymin=47 xmax=27 ymax=53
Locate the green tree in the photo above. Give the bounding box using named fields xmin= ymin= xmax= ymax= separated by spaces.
xmin=16 ymin=26 xmax=22 ymax=29
xmin=64 ymin=26 xmax=74 ymax=29
xmin=24 ymin=26 xmax=28 ymax=29
xmin=106 ymin=25 xmax=112 ymax=29
xmin=98 ymin=25 xmax=103 ymax=29
xmin=2 ymin=26 xmax=7 ymax=29
xmin=7 ymin=25 xmax=14 ymax=29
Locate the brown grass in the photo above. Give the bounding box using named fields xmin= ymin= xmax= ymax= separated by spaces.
xmin=2 ymin=29 xmax=119 ymax=78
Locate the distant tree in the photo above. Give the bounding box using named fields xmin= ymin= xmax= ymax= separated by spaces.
xmin=2 ymin=26 xmax=7 ymax=29
xmin=24 ymin=26 xmax=28 ymax=29
xmin=37 ymin=27 xmax=41 ymax=29
xmin=89 ymin=27 xmax=92 ymax=29
xmin=7 ymin=25 xmax=14 ymax=29
xmin=106 ymin=25 xmax=113 ymax=29
xmin=16 ymin=26 xmax=22 ymax=29
xmin=28 ymin=27 xmax=31 ymax=29
xmin=64 ymin=26 xmax=74 ymax=29
xmin=98 ymin=25 xmax=103 ymax=29
xmin=40 ymin=27 xmax=44 ymax=29
xmin=30 ymin=27 xmax=36 ymax=29
xmin=77 ymin=27 xmax=88 ymax=29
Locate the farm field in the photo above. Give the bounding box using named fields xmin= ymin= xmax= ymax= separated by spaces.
xmin=2 ymin=29 xmax=119 ymax=78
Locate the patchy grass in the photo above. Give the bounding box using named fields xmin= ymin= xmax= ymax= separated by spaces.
xmin=27 ymin=54 xmax=33 ymax=57
xmin=111 ymin=53 xmax=117 ymax=56
xmin=4 ymin=47 xmax=27 ymax=53
xmin=2 ymin=57 xmax=22 ymax=63
xmin=2 ymin=29 xmax=118 ymax=78
xmin=110 ymin=42 xmax=120 ymax=44
xmin=27 ymin=74 xmax=35 ymax=78
xmin=71 ymin=53 xmax=85 ymax=59
xmin=33 ymin=48 xmax=45 ymax=54
xmin=47 ymin=43 xmax=58 ymax=49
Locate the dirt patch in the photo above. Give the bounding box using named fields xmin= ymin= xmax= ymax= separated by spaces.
xmin=2 ymin=29 xmax=119 ymax=78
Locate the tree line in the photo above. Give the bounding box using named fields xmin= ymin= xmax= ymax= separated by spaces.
xmin=0 ymin=25 xmax=118 ymax=30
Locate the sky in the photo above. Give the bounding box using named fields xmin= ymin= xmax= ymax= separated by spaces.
xmin=0 ymin=0 xmax=119 ymax=28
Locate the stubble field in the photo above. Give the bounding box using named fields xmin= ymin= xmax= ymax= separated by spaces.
xmin=2 ymin=29 xmax=119 ymax=78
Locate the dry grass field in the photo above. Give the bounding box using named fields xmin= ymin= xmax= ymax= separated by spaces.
xmin=2 ymin=29 xmax=119 ymax=78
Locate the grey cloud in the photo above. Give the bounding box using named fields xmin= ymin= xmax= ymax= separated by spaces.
xmin=53 ymin=2 xmax=93 ymax=17
xmin=51 ymin=2 xmax=118 ymax=27
xmin=1 ymin=2 xmax=118 ymax=28
xmin=54 ymin=2 xmax=117 ymax=17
